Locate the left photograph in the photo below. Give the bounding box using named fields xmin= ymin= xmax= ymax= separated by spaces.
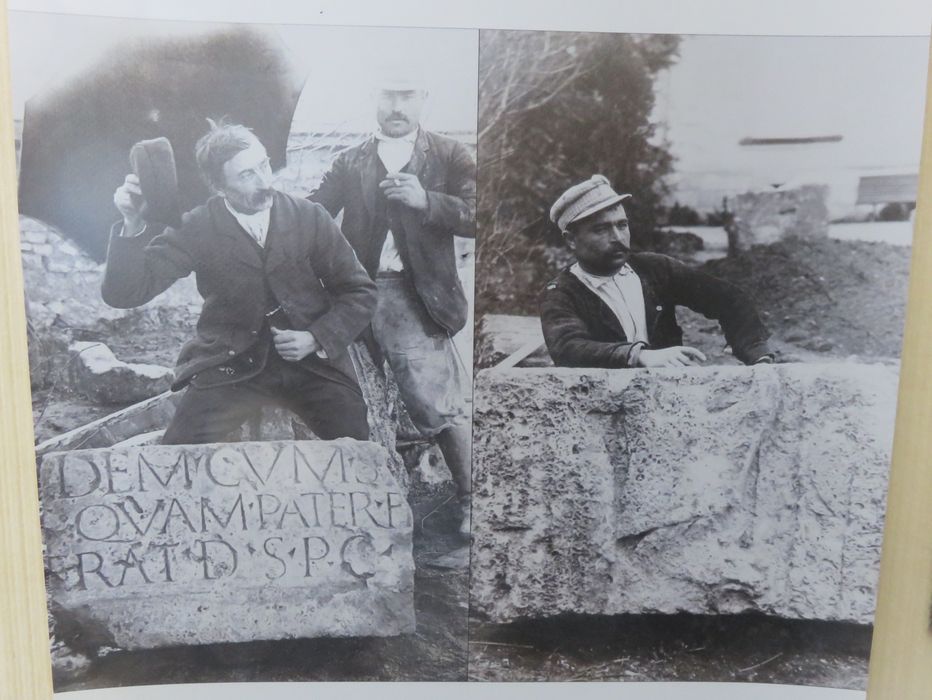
xmin=9 ymin=12 xmax=477 ymax=689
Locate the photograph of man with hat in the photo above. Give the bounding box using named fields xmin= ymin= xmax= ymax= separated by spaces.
xmin=541 ymin=174 xmax=774 ymax=368
xmin=103 ymin=121 xmax=378 ymax=444
xmin=308 ymin=69 xmax=476 ymax=537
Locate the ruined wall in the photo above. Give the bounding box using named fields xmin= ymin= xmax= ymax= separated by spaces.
xmin=19 ymin=215 xmax=202 ymax=335
xmin=470 ymin=364 xmax=897 ymax=625
xmin=729 ymin=184 xmax=829 ymax=253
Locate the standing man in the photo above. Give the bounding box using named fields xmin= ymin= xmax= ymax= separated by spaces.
xmin=309 ymin=74 xmax=475 ymax=535
xmin=103 ymin=121 xmax=378 ymax=443
xmin=542 ymin=175 xmax=774 ymax=368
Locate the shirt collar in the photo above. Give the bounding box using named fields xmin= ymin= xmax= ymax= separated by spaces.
xmin=224 ymin=198 xmax=271 ymax=231
xmin=570 ymin=262 xmax=635 ymax=288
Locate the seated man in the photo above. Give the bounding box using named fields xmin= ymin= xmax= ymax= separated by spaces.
xmin=102 ymin=121 xmax=377 ymax=443
xmin=541 ymin=175 xmax=773 ymax=368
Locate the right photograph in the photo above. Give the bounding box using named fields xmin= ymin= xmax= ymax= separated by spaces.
xmin=468 ymin=30 xmax=929 ymax=688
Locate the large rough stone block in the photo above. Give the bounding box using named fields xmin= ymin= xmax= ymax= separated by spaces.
xmin=68 ymin=341 xmax=173 ymax=404
xmin=730 ymin=185 xmax=829 ymax=252
xmin=41 ymin=439 xmax=414 ymax=648
xmin=471 ymin=364 xmax=897 ymax=625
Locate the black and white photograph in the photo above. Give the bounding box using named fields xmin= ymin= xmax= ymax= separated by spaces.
xmin=5 ymin=2 xmax=932 ymax=698
xmin=10 ymin=11 xmax=477 ymax=689
xmin=468 ymin=29 xmax=928 ymax=688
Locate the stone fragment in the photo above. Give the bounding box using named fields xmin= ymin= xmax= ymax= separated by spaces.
xmin=109 ymin=430 xmax=165 ymax=448
xmin=35 ymin=391 xmax=180 ymax=457
xmin=68 ymin=341 xmax=173 ymax=404
xmin=730 ymin=185 xmax=829 ymax=253
xmin=40 ymin=439 xmax=415 ymax=649
xmin=470 ymin=364 xmax=897 ymax=625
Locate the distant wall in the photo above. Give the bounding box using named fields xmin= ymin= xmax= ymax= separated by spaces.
xmin=729 ymin=185 xmax=829 ymax=252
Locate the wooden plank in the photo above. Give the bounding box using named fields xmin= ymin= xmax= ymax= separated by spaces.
xmin=495 ymin=337 xmax=545 ymax=369
xmin=867 ymin=35 xmax=932 ymax=700
xmin=0 ymin=0 xmax=55 ymax=696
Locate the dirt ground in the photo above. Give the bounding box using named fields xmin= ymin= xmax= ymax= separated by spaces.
xmin=700 ymin=237 xmax=910 ymax=360
xmin=468 ymin=614 xmax=871 ymax=688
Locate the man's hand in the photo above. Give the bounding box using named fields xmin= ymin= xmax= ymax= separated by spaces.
xmin=637 ymin=346 xmax=707 ymax=368
xmin=379 ymin=172 xmax=428 ymax=211
xmin=272 ymin=328 xmax=321 ymax=362
xmin=113 ymin=173 xmax=147 ymax=236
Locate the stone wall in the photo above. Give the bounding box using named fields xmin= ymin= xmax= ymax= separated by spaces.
xmin=19 ymin=216 xmax=203 ymax=335
xmin=470 ymin=364 xmax=897 ymax=625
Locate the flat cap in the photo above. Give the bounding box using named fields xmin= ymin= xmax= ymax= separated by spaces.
xmin=550 ymin=175 xmax=631 ymax=232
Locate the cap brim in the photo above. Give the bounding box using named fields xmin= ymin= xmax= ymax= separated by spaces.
xmin=572 ymin=192 xmax=632 ymax=225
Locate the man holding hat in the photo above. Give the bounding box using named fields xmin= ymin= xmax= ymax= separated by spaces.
xmin=541 ymin=175 xmax=773 ymax=368
xmin=104 ymin=121 xmax=377 ymax=444
xmin=308 ymin=71 xmax=475 ymax=536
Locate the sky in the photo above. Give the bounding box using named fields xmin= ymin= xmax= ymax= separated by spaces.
xmin=8 ymin=12 xmax=479 ymax=134
xmin=653 ymin=34 xmax=930 ymax=210
xmin=8 ymin=13 xmax=930 ymax=213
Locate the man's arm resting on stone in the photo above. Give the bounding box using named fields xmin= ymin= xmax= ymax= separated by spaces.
xmin=540 ymin=287 xmax=640 ymax=367
xmin=101 ymin=221 xmax=195 ymax=309
xmin=304 ymin=204 xmax=378 ymax=358
xmin=423 ymin=141 xmax=476 ymax=238
xmin=663 ymin=256 xmax=773 ymax=364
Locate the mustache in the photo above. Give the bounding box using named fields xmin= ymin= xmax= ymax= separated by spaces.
xmin=386 ymin=113 xmax=409 ymax=121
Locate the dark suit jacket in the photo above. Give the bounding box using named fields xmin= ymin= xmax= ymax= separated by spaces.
xmin=102 ymin=191 xmax=377 ymax=390
xmin=309 ymin=129 xmax=476 ymax=335
xmin=540 ymin=252 xmax=772 ymax=367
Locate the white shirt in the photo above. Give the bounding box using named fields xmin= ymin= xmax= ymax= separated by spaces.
xmin=225 ymin=199 xmax=271 ymax=247
xmin=570 ymin=262 xmax=649 ymax=343
xmin=375 ymin=129 xmax=418 ymax=272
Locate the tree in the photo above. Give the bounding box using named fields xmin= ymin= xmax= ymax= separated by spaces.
xmin=476 ymin=30 xmax=680 ymax=314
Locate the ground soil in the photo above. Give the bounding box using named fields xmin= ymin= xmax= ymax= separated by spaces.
xmin=468 ymin=614 xmax=871 ymax=688
xmin=699 ymin=237 xmax=910 ymax=360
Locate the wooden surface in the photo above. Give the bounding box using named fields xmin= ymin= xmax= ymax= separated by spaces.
xmin=866 ymin=37 xmax=932 ymax=700
xmin=0 ymin=0 xmax=55 ymax=698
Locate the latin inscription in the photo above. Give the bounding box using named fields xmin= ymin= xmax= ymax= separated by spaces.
xmin=43 ymin=442 xmax=409 ymax=592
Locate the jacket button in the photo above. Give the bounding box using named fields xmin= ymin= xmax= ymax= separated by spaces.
xmin=228 ymin=350 xmax=236 ymax=356
xmin=656 ymin=305 xmax=663 ymax=311
xmin=251 ymin=330 xmax=258 ymax=336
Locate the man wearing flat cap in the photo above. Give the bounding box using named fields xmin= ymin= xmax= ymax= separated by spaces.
xmin=308 ymin=71 xmax=475 ymax=535
xmin=541 ymin=175 xmax=773 ymax=368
